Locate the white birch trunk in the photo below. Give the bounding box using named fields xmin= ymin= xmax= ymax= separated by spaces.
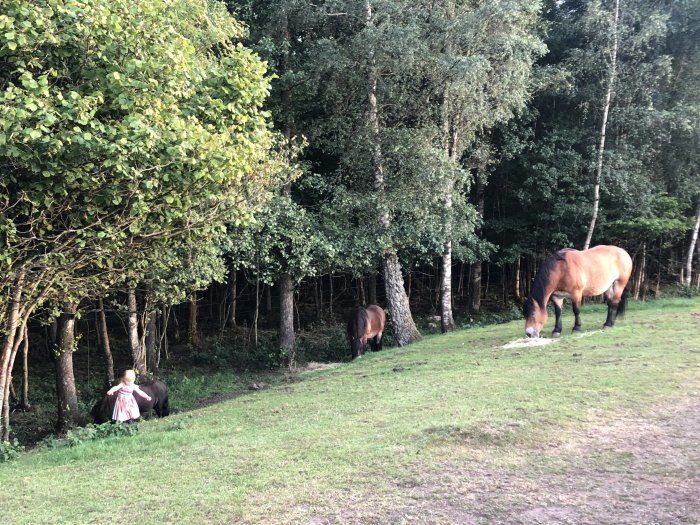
xmin=584 ymin=0 xmax=620 ymax=250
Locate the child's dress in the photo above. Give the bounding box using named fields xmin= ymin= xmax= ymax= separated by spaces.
xmin=112 ymin=384 xmax=141 ymax=422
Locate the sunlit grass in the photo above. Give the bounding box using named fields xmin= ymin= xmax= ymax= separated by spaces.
xmin=1 ymin=297 xmax=699 ymax=524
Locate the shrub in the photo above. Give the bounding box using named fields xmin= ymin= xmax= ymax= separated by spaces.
xmin=0 ymin=439 xmax=24 ymax=463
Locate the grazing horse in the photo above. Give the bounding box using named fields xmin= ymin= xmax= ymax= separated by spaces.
xmin=347 ymin=304 xmax=386 ymax=359
xmin=523 ymin=245 xmax=633 ymax=338
xmin=91 ymin=379 xmax=169 ymax=424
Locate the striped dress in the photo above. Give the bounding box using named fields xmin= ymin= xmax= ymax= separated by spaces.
xmin=112 ymin=384 xmax=141 ymax=422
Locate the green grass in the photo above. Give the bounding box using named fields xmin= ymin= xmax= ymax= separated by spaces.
xmin=1 ymin=297 xmax=699 ymax=524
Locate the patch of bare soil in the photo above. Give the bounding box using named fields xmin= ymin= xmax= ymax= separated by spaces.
xmin=305 ymin=389 xmax=700 ymax=524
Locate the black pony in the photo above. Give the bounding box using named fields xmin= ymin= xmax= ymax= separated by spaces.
xmin=347 ymin=304 xmax=386 ymax=359
xmin=91 ymin=379 xmax=169 ymax=424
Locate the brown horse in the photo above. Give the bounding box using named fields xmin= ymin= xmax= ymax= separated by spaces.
xmin=347 ymin=304 xmax=386 ymax=359
xmin=524 ymin=245 xmax=633 ymax=338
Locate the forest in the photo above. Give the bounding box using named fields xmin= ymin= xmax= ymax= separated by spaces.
xmin=0 ymin=0 xmax=698 ymax=446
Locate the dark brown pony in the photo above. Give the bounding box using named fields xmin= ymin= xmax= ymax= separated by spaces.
xmin=347 ymin=304 xmax=386 ymax=359
xmin=524 ymin=245 xmax=633 ymax=338
xmin=91 ymin=380 xmax=169 ymax=424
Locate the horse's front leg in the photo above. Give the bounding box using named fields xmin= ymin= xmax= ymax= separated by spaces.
xmin=551 ymin=296 xmax=564 ymax=338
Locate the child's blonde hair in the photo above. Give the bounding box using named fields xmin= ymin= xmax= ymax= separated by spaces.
xmin=123 ymin=369 xmax=136 ymax=382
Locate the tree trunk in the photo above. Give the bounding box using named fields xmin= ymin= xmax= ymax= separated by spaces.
xmin=20 ymin=324 xmax=30 ymax=411
xmin=440 ymin=240 xmax=456 ymax=332
xmin=145 ymin=309 xmax=159 ymax=373
xmin=253 ymin=276 xmax=260 ymax=347
xmin=329 ymin=274 xmax=334 ymax=318
xmin=188 ymin=291 xmax=201 ymax=348
xmin=383 ymin=254 xmax=422 ymax=346
xmin=279 ymin=273 xmax=296 ymax=369
xmin=2 ymin=320 xmax=28 ymax=440
xmin=0 ymin=271 xmax=25 ymax=441
xmin=634 ymin=242 xmax=647 ymax=300
xmin=470 ymin=175 xmax=486 ymax=313
xmin=266 ymin=284 xmax=272 ymax=316
xmin=366 ymin=0 xmax=420 ymax=346
xmin=514 ymin=257 xmax=522 ymax=300
xmin=684 ymin=198 xmax=700 ymax=287
xmin=228 ymin=268 xmax=237 ymax=327
xmin=97 ymin=297 xmax=115 ymax=387
xmin=314 ymin=277 xmax=322 ymax=317
xmin=55 ymin=303 xmax=80 ymax=431
xmin=583 ymin=0 xmax=620 ymax=250
xmin=128 ymin=288 xmax=146 ymax=375
xmin=368 ymin=271 xmax=378 ymax=305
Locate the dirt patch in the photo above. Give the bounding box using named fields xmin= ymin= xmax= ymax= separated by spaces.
xmin=303 ymin=390 xmax=700 ymax=524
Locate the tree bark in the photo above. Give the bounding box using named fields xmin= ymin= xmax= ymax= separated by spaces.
xmin=470 ymin=175 xmax=485 ymax=313
xmin=228 ymin=267 xmax=237 ymax=327
xmin=188 ymin=291 xmax=201 ymax=348
xmin=97 ymin=297 xmax=115 ymax=387
xmin=279 ymin=273 xmax=296 ymax=369
xmin=20 ymin=324 xmax=30 ymax=411
xmin=145 ymin=309 xmax=159 ymax=373
xmin=584 ymin=0 xmax=620 ymax=250
xmin=0 ymin=271 xmax=25 ymax=440
xmin=54 ymin=303 xmax=80 ymax=431
xmin=684 ymin=198 xmax=700 ymax=287
xmin=383 ymin=253 xmax=422 ymax=345
xmin=368 ymin=271 xmax=378 ymax=305
xmin=2 ymin=320 xmax=27 ymax=440
xmin=440 ymin=240 xmax=456 ymax=332
xmin=128 ymin=288 xmax=146 ymax=375
xmin=366 ymin=0 xmax=421 ymax=346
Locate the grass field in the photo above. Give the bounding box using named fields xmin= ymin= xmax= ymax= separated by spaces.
xmin=1 ymin=297 xmax=699 ymax=524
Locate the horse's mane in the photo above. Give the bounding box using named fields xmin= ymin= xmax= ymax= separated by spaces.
xmin=524 ymin=249 xmax=573 ymax=315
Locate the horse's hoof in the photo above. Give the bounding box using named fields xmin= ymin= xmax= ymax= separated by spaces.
xmin=572 ymin=327 xmax=581 ymax=333
xmin=603 ymin=324 xmax=612 ymax=330
xmin=551 ymin=332 xmax=561 ymax=339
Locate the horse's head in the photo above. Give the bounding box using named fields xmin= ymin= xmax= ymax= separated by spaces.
xmin=523 ymin=296 xmax=547 ymax=338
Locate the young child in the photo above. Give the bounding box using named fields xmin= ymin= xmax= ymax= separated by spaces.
xmin=107 ymin=369 xmax=152 ymax=423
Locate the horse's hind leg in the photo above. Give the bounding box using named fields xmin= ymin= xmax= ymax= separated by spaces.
xmin=603 ymin=283 xmax=624 ymax=328
xmin=551 ymin=296 xmax=564 ymax=337
xmin=571 ymin=297 xmax=582 ymax=332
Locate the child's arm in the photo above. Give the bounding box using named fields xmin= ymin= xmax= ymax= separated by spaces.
xmin=107 ymin=382 xmax=123 ymax=396
xmin=133 ymin=385 xmax=152 ymax=401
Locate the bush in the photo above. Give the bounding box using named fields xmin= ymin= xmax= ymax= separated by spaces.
xmin=0 ymin=439 xmax=24 ymax=463
xmin=41 ymin=422 xmax=139 ymax=450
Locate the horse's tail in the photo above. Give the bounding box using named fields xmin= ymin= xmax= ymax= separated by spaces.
xmin=617 ymin=285 xmax=628 ymax=318
xmin=347 ymin=307 xmax=368 ymax=359
xmin=161 ymin=394 xmax=170 ymax=417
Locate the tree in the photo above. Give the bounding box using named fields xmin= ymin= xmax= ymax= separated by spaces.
xmin=0 ymin=0 xmax=278 ymax=436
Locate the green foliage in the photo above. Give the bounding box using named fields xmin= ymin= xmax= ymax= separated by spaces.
xmin=39 ymin=423 xmax=138 ymax=450
xmin=0 ymin=439 xmax=23 ymax=462
xmin=606 ymin=194 xmax=692 ymax=247
xmin=0 ymin=0 xmax=278 ymax=311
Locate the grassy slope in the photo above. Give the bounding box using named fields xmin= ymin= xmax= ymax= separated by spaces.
xmin=1 ymin=298 xmax=699 ymax=524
